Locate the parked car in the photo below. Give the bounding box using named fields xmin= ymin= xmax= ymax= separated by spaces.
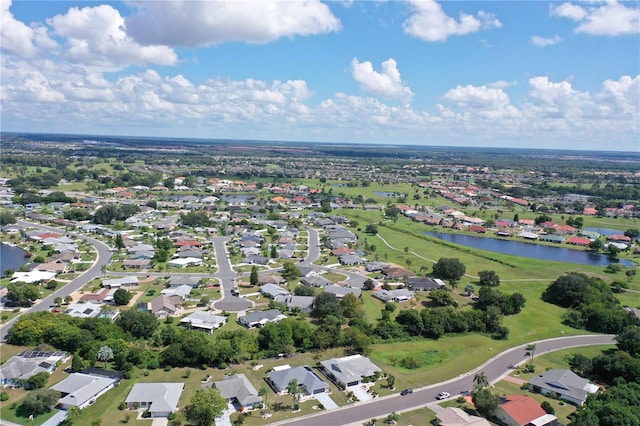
xmin=436 ymin=391 xmax=450 ymax=400
xmin=400 ymin=388 xmax=413 ymax=396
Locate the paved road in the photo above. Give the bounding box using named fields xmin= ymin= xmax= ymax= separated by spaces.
xmin=211 ymin=236 xmax=251 ymax=312
xmin=270 ymin=334 xmax=616 ymax=426
xmin=0 ymin=221 xmax=113 ymax=342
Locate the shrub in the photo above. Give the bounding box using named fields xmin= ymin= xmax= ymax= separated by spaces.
xmin=164 ymin=365 xmax=172 ymax=372
xmin=167 ymin=412 xmax=176 ymax=420
xmin=541 ymin=400 xmax=555 ymax=414
xmin=142 ymin=410 xmax=151 ymax=418
xmin=0 ymin=391 xmax=9 ymax=401
xmin=118 ymin=401 xmax=126 ymax=410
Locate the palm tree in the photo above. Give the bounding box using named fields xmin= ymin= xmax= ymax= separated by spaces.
xmin=258 ymin=386 xmax=269 ymax=415
xmin=524 ymin=343 xmax=536 ymax=371
xmin=473 ymin=371 xmax=489 ymax=390
xmin=287 ymin=379 xmax=300 ymax=411
xmin=97 ymin=346 xmax=113 ymax=369
xmin=65 ymin=406 xmax=82 ymax=424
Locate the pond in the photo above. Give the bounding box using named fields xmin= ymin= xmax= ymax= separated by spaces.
xmin=374 ymin=191 xmax=406 ymax=197
xmin=423 ymin=232 xmax=635 ymax=268
xmin=1 ymin=243 xmax=29 ymax=276
xmin=583 ymin=227 xmax=625 ymax=237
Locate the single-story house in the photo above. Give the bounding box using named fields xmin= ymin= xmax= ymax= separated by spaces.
xmin=102 ymin=276 xmax=139 ymax=289
xmin=64 ymin=301 xmax=104 ymax=319
xmin=35 ymin=260 xmax=68 ymax=274
xmin=150 ymin=294 xmax=182 ymax=319
xmin=274 ymin=295 xmax=315 ymax=313
xmin=51 ymin=372 xmax=119 ymax=409
xmin=167 ymin=257 xmax=203 ymax=268
xmin=382 ymin=266 xmax=416 ymax=280
xmin=266 ymin=365 xmax=328 ymax=400
xmin=528 ymin=369 xmax=599 ymax=405
xmin=319 ymin=355 xmax=381 ymax=389
xmin=0 ymin=351 xmax=68 ymax=386
xmin=323 ymin=284 xmax=361 ymax=299
xmin=210 ymin=374 xmax=263 ymax=411
xmin=179 ymin=311 xmax=227 ymax=334
xmin=161 ymin=284 xmax=193 ymax=300
xmin=125 ymin=383 xmax=184 ymax=417
xmin=406 ymin=277 xmax=445 ymax=292
xmin=339 ymin=254 xmax=367 ymax=265
xmin=169 ymin=275 xmax=201 ymax=288
xmin=301 ymin=276 xmax=333 ymax=288
xmin=243 ymin=255 xmax=270 ymax=265
xmin=372 ymin=289 xmax=415 ymax=303
xmin=495 ymin=395 xmax=558 ymax=426
xmin=123 ymin=259 xmax=151 ymax=269
xmin=436 ymin=407 xmax=491 ymax=426
xmin=260 ymin=283 xmax=290 ymax=299
xmin=238 ymin=309 xmax=287 ymax=328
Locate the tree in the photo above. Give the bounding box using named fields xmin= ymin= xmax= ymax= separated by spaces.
xmin=71 ymin=353 xmax=85 ymax=373
xmin=340 ymin=293 xmax=363 ymax=319
xmin=428 ymin=289 xmax=457 ymax=307
xmin=27 ymin=371 xmax=50 ymax=389
xmin=464 ymin=285 xmax=475 ymax=296
xmin=525 ymin=343 xmax=536 ymax=368
xmin=312 ymin=292 xmax=343 ymax=319
xmin=363 ymin=279 xmax=376 ymax=291
xmin=281 ymin=262 xmax=301 ymax=282
xmin=472 ymin=388 xmax=498 ymax=418
xmin=6 ymin=283 xmax=40 ymax=307
xmin=293 ymin=285 xmax=315 ymax=297
xmin=116 ymin=310 xmax=159 ymax=338
xmin=433 ymin=258 xmax=466 ymax=285
xmin=64 ymin=295 xmax=73 ymax=304
xmin=365 ymin=223 xmax=378 ymax=234
xmin=17 ymin=389 xmax=60 ymax=417
xmin=114 ymin=233 xmax=125 ymax=250
xmin=386 ymin=374 xmax=395 ymax=390
xmin=616 ymin=326 xmax=640 ymax=357
xmin=607 ymin=244 xmax=621 ymax=258
xmin=473 ymin=371 xmax=489 ymax=391
xmin=259 ymin=385 xmax=270 ymax=415
xmin=97 ymin=346 xmax=114 ymax=369
xmin=478 ymin=270 xmax=500 ymax=287
xmin=588 ymin=238 xmax=604 ymax=252
xmin=287 ymin=379 xmax=300 ymax=410
xmin=113 ymin=289 xmax=133 ymax=306
xmin=0 ymin=211 xmax=16 ymax=226
xmin=54 ymin=297 xmax=62 ymax=307
xmin=250 ymin=265 xmax=259 ymax=286
xmin=624 ymin=228 xmax=640 ymax=239
xmin=185 ymin=388 xmax=227 ymax=426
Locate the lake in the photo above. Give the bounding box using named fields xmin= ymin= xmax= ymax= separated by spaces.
xmin=1 ymin=243 xmax=29 ymax=275
xmin=423 ymin=232 xmax=635 ymax=268
xmin=374 ymin=191 xmax=406 ymax=197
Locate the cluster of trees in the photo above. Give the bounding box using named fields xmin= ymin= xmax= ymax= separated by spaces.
xmin=153 ymin=237 xmax=174 ymax=263
xmin=6 ymin=283 xmax=40 ymax=307
xmin=475 ymin=286 xmax=526 ymax=316
xmin=542 ymin=273 xmax=638 ymax=333
xmin=432 ymin=258 xmax=466 ymax=286
xmin=92 ymin=204 xmax=140 ymax=225
xmin=180 ymin=211 xmax=211 ymax=228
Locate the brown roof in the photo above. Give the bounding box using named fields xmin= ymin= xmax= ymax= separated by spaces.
xmin=499 ymin=395 xmax=546 ymax=425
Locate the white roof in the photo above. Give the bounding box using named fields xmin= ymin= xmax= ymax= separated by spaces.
xmin=11 ymin=270 xmax=56 ymax=283
xmin=125 ymin=383 xmax=184 ymax=414
xmin=52 ymin=373 xmax=117 ymax=407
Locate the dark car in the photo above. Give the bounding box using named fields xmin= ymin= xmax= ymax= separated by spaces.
xmin=400 ymin=388 xmax=413 ymax=396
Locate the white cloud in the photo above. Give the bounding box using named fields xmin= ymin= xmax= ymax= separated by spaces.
xmin=48 ymin=4 xmax=178 ymax=68
xmin=595 ymin=75 xmax=640 ymax=118
xmin=125 ymin=0 xmax=341 ymax=47
xmin=1 ymin=0 xmax=56 ymax=58
xmin=403 ymin=0 xmax=501 ymax=42
xmin=531 ymin=35 xmax=563 ymax=46
xmin=350 ymin=58 xmax=414 ymax=105
xmin=551 ymin=1 xmax=640 ymax=36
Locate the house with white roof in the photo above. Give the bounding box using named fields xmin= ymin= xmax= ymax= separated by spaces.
xmin=125 ymin=383 xmax=184 ymax=417
xmin=266 ymin=365 xmax=328 ymax=400
xmin=51 ymin=372 xmax=119 ymax=409
xmin=528 ymin=369 xmax=599 ymax=405
xmin=179 ymin=311 xmax=227 ymax=334
xmin=238 ymin=309 xmax=287 ymax=329
xmin=0 ymin=351 xmax=68 ymax=386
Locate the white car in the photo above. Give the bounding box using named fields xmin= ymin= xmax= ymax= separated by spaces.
xmin=436 ymin=391 xmax=450 ymax=400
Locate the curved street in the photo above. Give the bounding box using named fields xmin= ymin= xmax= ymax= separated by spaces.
xmin=270 ymin=334 xmax=616 ymax=426
xmin=1 ymin=221 xmax=113 ymax=342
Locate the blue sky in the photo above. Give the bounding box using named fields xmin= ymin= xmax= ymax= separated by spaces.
xmin=2 ymin=0 xmax=639 ymax=151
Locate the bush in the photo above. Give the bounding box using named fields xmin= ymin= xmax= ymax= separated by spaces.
xmin=167 ymin=412 xmax=176 ymax=420
xmin=219 ymin=362 xmax=227 ymax=369
xmin=118 ymin=401 xmax=126 ymax=410
xmin=541 ymin=400 xmax=555 ymax=414
xmin=142 ymin=409 xmax=151 ymax=418
xmin=0 ymin=391 xmax=9 ymax=401
xmin=164 ymin=365 xmax=172 ymax=372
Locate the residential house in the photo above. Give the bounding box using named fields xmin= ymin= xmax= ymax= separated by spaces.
xmin=382 ymin=266 xmax=416 ymax=280
xmin=339 ymin=254 xmax=367 ymax=265
xmin=167 ymin=257 xmax=203 ymax=268
xmin=243 ymin=255 xmax=270 ymax=265
xmin=260 ymin=284 xmax=290 ymax=299
xmin=274 ymin=295 xmax=315 ymax=313
xmin=301 ymin=276 xmax=333 ymax=288
xmin=494 ymin=395 xmax=558 ymax=426
xmin=436 ymin=407 xmax=491 ymax=426
xmin=319 ymin=355 xmax=381 ymax=389
xmin=179 ymin=311 xmax=227 ymax=334
xmin=125 ymin=383 xmax=184 ymax=417
xmin=161 ymin=285 xmax=192 ymax=300
xmin=238 ymin=309 xmax=287 ymax=328
xmin=150 ymin=294 xmax=182 ymax=319
xmin=51 ymin=372 xmax=120 ymax=409
xmin=266 ymin=365 xmax=329 ymax=399
xmin=373 ymin=288 xmax=415 ymax=303
xmin=406 ymin=277 xmax=446 ymax=292
xmin=210 ymin=374 xmax=263 ymax=411
xmin=528 ymin=369 xmax=599 ymax=405
xmin=64 ymin=301 xmax=104 ymax=319
xmin=169 ymin=275 xmax=201 ymax=288
xmin=102 ymin=276 xmax=139 ymax=289
xmin=0 ymin=351 xmax=68 ymax=386
xmin=323 ymin=284 xmax=361 ymax=299
xmin=258 ymin=275 xmax=285 ymax=285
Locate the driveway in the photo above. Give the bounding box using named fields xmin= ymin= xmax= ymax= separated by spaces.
xmin=348 ymin=385 xmax=373 ymax=402
xmin=314 ymin=392 xmax=339 ymax=410
xmin=214 ymin=403 xmax=235 ymax=426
